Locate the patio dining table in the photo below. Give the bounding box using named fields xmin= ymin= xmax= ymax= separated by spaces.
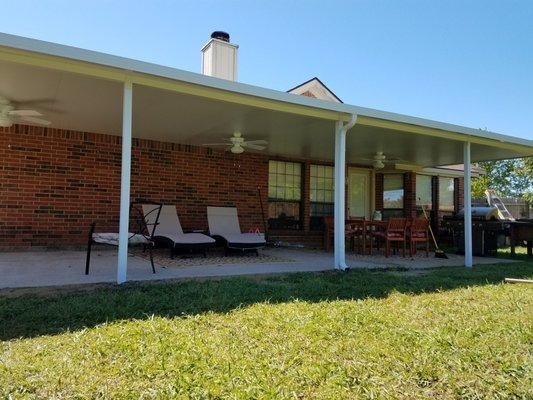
xmin=346 ymin=219 xmax=388 ymax=255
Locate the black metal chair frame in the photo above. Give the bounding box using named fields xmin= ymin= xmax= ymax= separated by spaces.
xmin=85 ymin=203 xmax=163 ymax=275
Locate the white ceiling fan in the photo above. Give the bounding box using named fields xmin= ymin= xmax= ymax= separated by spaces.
xmin=203 ymin=131 xmax=268 ymax=154
xmin=0 ymin=96 xmax=52 ymax=128
xmin=357 ymin=151 xmax=402 ymax=169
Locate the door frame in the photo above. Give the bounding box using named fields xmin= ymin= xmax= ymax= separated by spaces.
xmin=347 ymin=167 xmax=375 ymax=219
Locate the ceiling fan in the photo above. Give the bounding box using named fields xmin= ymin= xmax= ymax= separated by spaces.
xmin=357 ymin=151 xmax=402 ymax=169
xmin=203 ymin=131 xmax=268 ymax=154
xmin=0 ymin=96 xmax=51 ymax=128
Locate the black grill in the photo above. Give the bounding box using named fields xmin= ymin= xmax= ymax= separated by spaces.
xmin=443 ymin=207 xmax=507 ymax=256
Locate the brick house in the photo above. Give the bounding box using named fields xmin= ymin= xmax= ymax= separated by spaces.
xmin=0 ymin=31 xmax=531 ymax=280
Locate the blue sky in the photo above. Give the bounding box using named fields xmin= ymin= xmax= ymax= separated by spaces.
xmin=2 ymin=0 xmax=532 ymax=140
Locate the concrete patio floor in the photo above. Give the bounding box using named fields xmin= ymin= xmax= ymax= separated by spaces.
xmin=0 ymin=247 xmax=516 ymax=290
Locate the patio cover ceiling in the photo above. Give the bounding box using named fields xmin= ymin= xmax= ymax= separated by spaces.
xmin=0 ymin=32 xmax=531 ymax=168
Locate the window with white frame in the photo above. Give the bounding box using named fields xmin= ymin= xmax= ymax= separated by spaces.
xmin=383 ymin=174 xmax=404 ymax=209
xmin=439 ymin=177 xmax=455 ymax=211
xmin=309 ymin=164 xmax=334 ymax=229
xmin=382 ymin=174 xmax=405 ymax=218
xmin=268 ymin=160 xmax=302 ymax=229
xmin=416 ymin=174 xmax=433 ymax=210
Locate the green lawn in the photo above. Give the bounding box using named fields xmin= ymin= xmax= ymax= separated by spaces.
xmin=1 ymin=260 xmax=532 ymax=399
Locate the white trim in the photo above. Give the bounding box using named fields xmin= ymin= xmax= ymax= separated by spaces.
xmin=117 ymin=80 xmax=133 ymax=284
xmin=0 ymin=32 xmax=531 ymax=151
xmin=421 ymin=166 xmax=481 ymax=178
xmin=464 ymin=142 xmax=473 ymax=267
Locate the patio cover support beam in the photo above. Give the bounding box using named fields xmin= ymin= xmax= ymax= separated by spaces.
xmin=464 ymin=141 xmax=473 ymax=267
xmin=334 ymin=114 xmax=358 ymax=270
xmin=117 ymin=80 xmax=133 ymax=284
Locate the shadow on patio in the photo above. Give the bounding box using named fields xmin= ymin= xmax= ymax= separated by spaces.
xmin=1 ymin=261 xmax=531 ymax=340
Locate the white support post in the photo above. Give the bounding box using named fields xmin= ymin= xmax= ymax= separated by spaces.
xmin=117 ymin=80 xmax=133 ymax=284
xmin=463 ymin=141 xmax=473 ymax=267
xmin=334 ymin=120 xmax=347 ymax=270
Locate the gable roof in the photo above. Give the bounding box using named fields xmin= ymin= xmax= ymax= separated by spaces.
xmin=287 ymin=77 xmax=343 ymax=103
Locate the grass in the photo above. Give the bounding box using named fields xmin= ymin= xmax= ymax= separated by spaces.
xmin=1 ymin=260 xmax=532 ymax=398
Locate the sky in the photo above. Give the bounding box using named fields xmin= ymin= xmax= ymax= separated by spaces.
xmin=1 ymin=0 xmax=532 ymax=140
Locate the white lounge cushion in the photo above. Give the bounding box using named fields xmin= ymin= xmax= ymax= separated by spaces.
xmin=142 ymin=204 xmax=184 ymax=235
xmin=155 ymin=233 xmax=215 ymax=245
xmin=207 ymin=206 xmax=242 ymax=236
xmin=220 ymin=233 xmax=266 ymax=245
xmin=92 ymin=232 xmax=150 ymax=246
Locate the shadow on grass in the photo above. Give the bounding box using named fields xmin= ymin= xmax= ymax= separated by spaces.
xmin=1 ymin=262 xmax=532 ymax=341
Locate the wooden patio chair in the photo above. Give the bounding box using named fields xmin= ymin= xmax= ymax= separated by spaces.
xmin=323 ymin=216 xmax=357 ymax=252
xmin=373 ymin=217 xmax=408 ymax=257
xmin=347 ymin=218 xmax=370 ymax=254
xmin=408 ymin=218 xmax=430 ymax=257
xmin=323 ymin=216 xmax=334 ymax=251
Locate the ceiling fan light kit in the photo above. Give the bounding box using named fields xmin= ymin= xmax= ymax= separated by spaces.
xmin=372 ymin=160 xmax=385 ymax=169
xmin=203 ymin=131 xmax=268 ymax=154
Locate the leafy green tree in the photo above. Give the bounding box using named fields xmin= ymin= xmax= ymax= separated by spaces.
xmin=472 ymin=157 xmax=532 ymax=202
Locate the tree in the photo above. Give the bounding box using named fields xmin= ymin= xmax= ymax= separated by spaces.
xmin=471 ymin=157 xmax=533 ymax=202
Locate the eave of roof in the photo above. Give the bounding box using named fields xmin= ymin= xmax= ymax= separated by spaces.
xmin=286 ymin=77 xmax=344 ymax=103
xmin=0 ymin=32 xmax=531 ymax=153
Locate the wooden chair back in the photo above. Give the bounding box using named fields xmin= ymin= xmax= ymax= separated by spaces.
xmin=387 ymin=217 xmax=407 ymax=233
xmin=410 ymin=218 xmax=429 ymax=234
xmin=323 ymin=216 xmax=334 ymax=232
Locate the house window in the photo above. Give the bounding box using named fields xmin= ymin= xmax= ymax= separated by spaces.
xmin=310 ymin=165 xmax=334 ymax=229
xmin=439 ymin=177 xmax=455 ymax=211
xmin=416 ymin=174 xmax=433 ymax=210
xmin=268 ymin=160 xmax=302 ymax=229
xmin=383 ymin=174 xmax=405 ymax=218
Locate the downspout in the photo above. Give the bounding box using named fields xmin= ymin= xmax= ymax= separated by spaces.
xmin=334 ymin=113 xmax=358 ymax=270
xmin=344 ymin=113 xmax=358 ymax=132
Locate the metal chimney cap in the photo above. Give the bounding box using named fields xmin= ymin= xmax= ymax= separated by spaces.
xmin=211 ymin=31 xmax=230 ymax=42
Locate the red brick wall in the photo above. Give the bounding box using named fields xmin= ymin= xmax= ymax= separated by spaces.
xmin=375 ymin=173 xmax=384 ymax=211
xmin=0 ymin=124 xmax=470 ymax=250
xmin=0 ymin=125 xmax=268 ymax=249
xmin=455 ymin=177 xmax=465 ymax=212
xmin=403 ymin=172 xmax=417 ymax=218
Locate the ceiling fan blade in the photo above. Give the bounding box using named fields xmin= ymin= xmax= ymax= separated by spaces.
xmin=243 ymin=140 xmax=268 ymax=145
xmin=15 ymin=98 xmax=56 ymax=106
xmin=242 ymin=143 xmax=266 ymax=150
xmin=8 ymin=109 xmax=43 ymax=117
xmin=18 ymin=116 xmax=51 ymax=126
xmin=202 ymin=143 xmax=230 ymax=146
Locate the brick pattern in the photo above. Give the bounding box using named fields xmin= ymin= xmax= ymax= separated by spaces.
xmin=455 ymin=177 xmax=465 ymax=212
xmin=403 ymin=172 xmax=417 ymax=218
xmin=375 ymin=173 xmax=384 ymax=211
xmin=1 ymin=124 xmax=468 ymax=249
xmin=301 ymin=162 xmax=311 ymax=232
xmin=0 ymin=125 xmax=268 ymax=249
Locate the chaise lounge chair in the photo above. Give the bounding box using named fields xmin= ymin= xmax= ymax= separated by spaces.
xmin=207 ymin=206 xmax=266 ymax=254
xmin=142 ymin=204 xmax=215 ymax=258
xmin=86 ymin=203 xmax=162 ymax=275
